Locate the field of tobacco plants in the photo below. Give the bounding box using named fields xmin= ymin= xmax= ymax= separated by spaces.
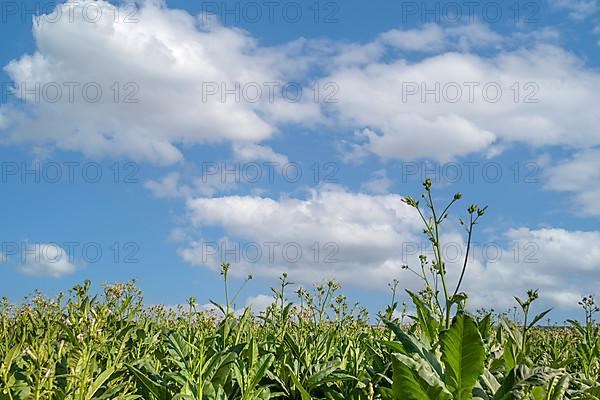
xmin=1 ymin=181 xmax=599 ymax=399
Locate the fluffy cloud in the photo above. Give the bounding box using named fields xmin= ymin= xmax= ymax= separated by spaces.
xmin=145 ymin=170 xmax=238 ymax=198
xmin=464 ymin=228 xmax=600 ymax=312
xmin=144 ymin=172 xmax=189 ymax=199
xmin=325 ymin=44 xmax=600 ymax=161
xmin=379 ymin=23 xmax=503 ymax=53
xmin=175 ymin=186 xmax=600 ymax=313
xmin=4 ymin=0 xmax=599 ymax=316
xmin=179 ymin=186 xmax=424 ymax=284
xmin=543 ymin=148 xmax=600 ymax=216
xmin=12 ymin=243 xmax=77 ymax=277
xmin=244 ymin=294 xmax=274 ymax=313
xmin=1 ymin=0 xmax=320 ymax=164
xmin=4 ymin=3 xmax=600 ymax=165
xmin=361 ymin=169 xmax=392 ymax=194
xmin=232 ymin=143 xmax=288 ymax=165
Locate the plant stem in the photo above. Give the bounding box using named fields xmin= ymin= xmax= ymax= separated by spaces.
xmin=452 ymin=213 xmax=474 ymax=299
xmin=415 ymin=207 xmax=444 ymax=318
xmin=428 ymin=190 xmax=451 ymax=329
xmin=521 ymin=305 xmax=529 ymax=359
xmin=224 ymin=270 xmax=230 ymax=315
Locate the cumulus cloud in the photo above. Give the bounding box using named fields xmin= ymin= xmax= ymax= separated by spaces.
xmin=464 ymin=228 xmax=600 ymax=312
xmin=325 ymin=44 xmax=600 ymax=161
xmin=174 ymin=185 xmax=600 ymax=313
xmin=3 ymin=1 xmax=599 ymax=316
xmin=0 ymin=0 xmax=321 ymax=164
xmin=144 ymin=172 xmax=190 ymax=199
xmin=178 ymin=186 xmax=424 ymax=284
xmin=232 ymin=143 xmax=288 ymax=165
xmin=378 ymin=24 xmax=447 ymax=53
xmin=361 ymin=169 xmax=392 ymax=194
xmin=244 ymin=294 xmax=274 ymax=313
xmin=312 ymin=22 xmax=532 ymax=69
xmin=146 ymin=171 xmax=239 ymax=198
xmin=3 ymin=4 xmax=600 ymax=165
xmin=13 ymin=243 xmax=77 ymax=277
xmin=543 ymin=148 xmax=600 ymax=216
xmin=144 ymin=143 xmax=289 ymax=199
xmin=379 ymin=22 xmax=503 ymax=53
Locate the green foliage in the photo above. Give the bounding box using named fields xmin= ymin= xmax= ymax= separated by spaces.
xmin=440 ymin=314 xmax=486 ymax=400
xmin=0 ymin=182 xmax=599 ymax=399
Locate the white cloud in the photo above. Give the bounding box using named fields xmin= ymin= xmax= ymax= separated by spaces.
xmin=197 ymin=295 xmax=273 ymax=316
xmin=175 ymin=185 xmax=600 ymax=313
xmin=144 ymin=172 xmax=190 ymax=199
xmin=379 ymin=22 xmax=503 ymax=53
xmin=326 ymin=42 xmax=386 ymax=69
xmin=1 ymin=0 xmax=321 ymax=164
xmin=145 ymin=143 xmax=288 ymax=199
xmin=361 ymin=169 xmax=392 ymax=194
xmin=510 ymin=28 xmax=561 ymax=44
xmin=17 ymin=243 xmax=77 ymax=277
xmin=179 ymin=186 xmax=424 ymax=284
xmin=544 ymin=148 xmax=600 ymax=216
xmin=167 ymin=228 xmax=188 ymax=243
xmin=232 ymin=143 xmax=288 ymax=165
xmin=4 ymin=7 xmax=599 ymax=165
xmin=145 ymin=166 xmax=239 ymax=199
xmin=244 ymin=294 xmax=274 ymax=313
xmin=325 ymin=44 xmax=600 ymax=161
xmin=379 ymin=24 xmax=446 ymax=52
xmin=464 ymin=228 xmax=600 ymax=312
xmin=549 ymin=0 xmax=598 ymax=20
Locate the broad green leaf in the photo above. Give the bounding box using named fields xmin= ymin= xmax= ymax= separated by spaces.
xmin=307 ymin=360 xmax=342 ymax=389
xmin=391 ymin=354 xmax=452 ymax=400
xmin=384 ymin=319 xmax=427 ymax=356
xmin=127 ymin=364 xmax=169 ymax=400
xmin=2 ymin=345 xmax=21 ymax=370
xmin=549 ymin=374 xmax=570 ymax=400
xmin=493 ymin=366 xmax=558 ymax=400
xmin=440 ymin=314 xmax=485 ymax=400
xmin=406 ymin=290 xmax=440 ymax=345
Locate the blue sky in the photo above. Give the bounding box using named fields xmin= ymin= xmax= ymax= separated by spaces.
xmin=0 ymin=0 xmax=599 ymax=322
